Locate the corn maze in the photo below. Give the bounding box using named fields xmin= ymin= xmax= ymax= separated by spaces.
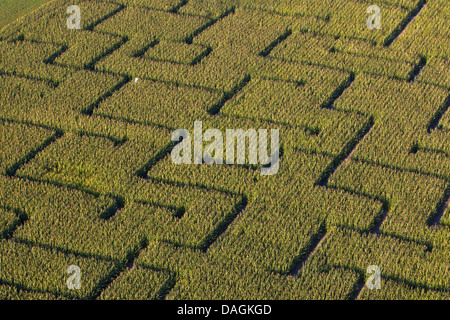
xmin=0 ymin=0 xmax=449 ymax=300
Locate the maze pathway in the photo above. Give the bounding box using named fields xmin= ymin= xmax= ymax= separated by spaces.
xmin=0 ymin=0 xmax=448 ymax=299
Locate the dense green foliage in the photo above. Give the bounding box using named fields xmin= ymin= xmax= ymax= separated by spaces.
xmin=0 ymin=0 xmax=448 ymax=300
xmin=0 ymin=0 xmax=52 ymax=30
